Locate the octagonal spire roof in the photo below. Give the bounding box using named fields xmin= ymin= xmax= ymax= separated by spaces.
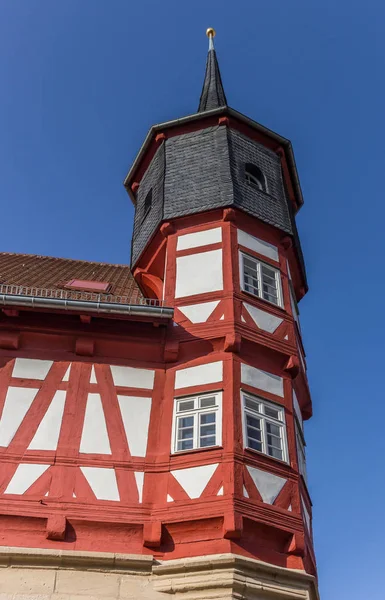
xmin=198 ymin=28 xmax=227 ymax=112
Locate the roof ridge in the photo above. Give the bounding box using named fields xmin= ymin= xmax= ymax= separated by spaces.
xmin=0 ymin=251 xmax=131 ymax=270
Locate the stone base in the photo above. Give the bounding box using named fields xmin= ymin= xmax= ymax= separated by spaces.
xmin=0 ymin=548 xmax=320 ymax=600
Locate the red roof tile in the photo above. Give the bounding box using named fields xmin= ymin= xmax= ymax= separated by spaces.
xmin=0 ymin=252 xmax=143 ymax=304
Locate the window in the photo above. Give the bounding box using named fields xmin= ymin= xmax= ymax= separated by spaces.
xmin=242 ymin=392 xmax=288 ymax=462
xmin=245 ymin=163 xmax=266 ymax=192
xmin=64 ymin=280 xmax=111 ymax=293
xmin=295 ymin=420 xmax=307 ymax=482
xmin=172 ymin=392 xmax=222 ymax=452
xmin=142 ymin=189 xmax=152 ymax=221
xmin=241 ymin=253 xmax=282 ymax=306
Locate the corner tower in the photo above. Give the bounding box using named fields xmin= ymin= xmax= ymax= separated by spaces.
xmin=0 ymin=29 xmax=319 ymax=600
xmin=122 ymin=29 xmax=319 ymax=599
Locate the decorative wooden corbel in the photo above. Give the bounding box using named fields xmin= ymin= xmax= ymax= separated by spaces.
xmin=75 ymin=337 xmax=94 ymax=356
xmin=160 ymin=222 xmax=175 ymax=238
xmin=143 ymin=521 xmax=162 ymax=548
xmin=164 ymin=339 xmax=179 ymax=363
xmin=223 ymin=511 xmax=243 ymax=539
xmin=131 ymin=181 xmax=140 ymax=194
xmin=286 ymin=532 xmax=305 ymax=557
xmin=218 ymin=116 xmax=230 ymax=126
xmin=155 ymin=132 xmax=166 ymax=143
xmin=46 ymin=515 xmax=67 ymax=541
xmin=0 ymin=330 xmax=19 ymax=350
xmin=2 ymin=309 xmax=19 ymax=317
xmin=224 ymin=332 xmax=241 ymax=353
xmin=223 ymin=207 xmax=236 ymax=222
xmin=284 ymin=355 xmax=300 ymax=379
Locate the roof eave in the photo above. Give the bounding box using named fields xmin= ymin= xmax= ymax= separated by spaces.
xmin=123 ymin=106 xmax=304 ymax=210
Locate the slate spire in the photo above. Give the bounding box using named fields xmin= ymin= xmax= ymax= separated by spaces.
xmin=198 ymin=28 xmax=227 ymax=113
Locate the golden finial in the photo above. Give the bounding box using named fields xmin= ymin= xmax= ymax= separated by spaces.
xmin=206 ymin=27 xmax=216 ymax=38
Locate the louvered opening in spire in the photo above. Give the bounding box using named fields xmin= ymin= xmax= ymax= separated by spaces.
xmin=198 ymin=29 xmax=227 ymax=113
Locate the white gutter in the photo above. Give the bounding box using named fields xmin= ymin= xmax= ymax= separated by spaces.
xmin=0 ymin=293 xmax=174 ymax=319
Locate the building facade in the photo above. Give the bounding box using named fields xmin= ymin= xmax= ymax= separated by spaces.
xmin=0 ymin=32 xmax=320 ymax=600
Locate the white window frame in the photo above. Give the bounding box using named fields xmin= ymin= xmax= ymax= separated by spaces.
xmin=242 ymin=391 xmax=288 ymax=463
xmin=171 ymin=391 xmax=222 ymax=453
xmin=295 ymin=419 xmax=307 ymax=482
xmin=240 ymin=252 xmax=283 ymax=307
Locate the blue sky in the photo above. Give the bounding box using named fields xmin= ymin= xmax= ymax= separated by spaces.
xmin=1 ymin=1 xmax=384 ymax=597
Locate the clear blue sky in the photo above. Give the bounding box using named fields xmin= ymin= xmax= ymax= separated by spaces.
xmin=0 ymin=1 xmax=384 ymax=597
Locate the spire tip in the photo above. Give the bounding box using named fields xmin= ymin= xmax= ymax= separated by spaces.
xmin=206 ymin=27 xmax=216 ymax=38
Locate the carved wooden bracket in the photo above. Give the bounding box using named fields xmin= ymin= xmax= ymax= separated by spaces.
xmin=0 ymin=330 xmax=19 ymax=350
xmin=46 ymin=515 xmax=67 ymax=541
xmin=143 ymin=521 xmax=162 ymax=548
xmin=75 ymin=338 xmax=94 ymax=356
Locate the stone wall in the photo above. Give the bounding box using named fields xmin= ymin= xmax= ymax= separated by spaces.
xmin=0 ymin=548 xmax=319 ymax=600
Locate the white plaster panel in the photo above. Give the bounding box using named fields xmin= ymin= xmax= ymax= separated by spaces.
xmin=62 ymin=365 xmax=71 ymax=382
xmin=80 ymin=393 xmax=111 ymax=454
xmin=0 ymin=387 xmax=39 ymax=447
xmin=110 ymin=365 xmax=155 ymax=389
xmin=217 ymin=486 xmax=224 ymax=496
xmin=178 ymin=300 xmax=220 ymax=324
xmin=4 ymin=464 xmax=50 ymax=495
xmin=243 ymin=485 xmax=249 ymax=498
xmin=241 ymin=363 xmax=284 ymax=397
xmin=117 ymin=396 xmax=152 ymax=457
xmin=175 ymin=361 xmax=223 ymax=389
xmin=246 ymin=466 xmax=286 ymax=504
xmin=244 ymin=303 xmax=283 ymax=333
xmin=171 ymin=464 xmax=218 ymax=499
xmin=237 ymin=229 xmax=279 ymax=262
xmin=90 ymin=365 xmax=97 ymax=383
xmin=80 ymin=466 xmax=120 ymax=501
xmin=177 ymin=227 xmax=222 ymax=251
xmin=12 ymin=358 xmax=53 ymax=380
xmin=134 ymin=471 xmax=144 ymax=503
xmin=167 ymin=494 xmax=174 ymax=502
xmin=293 ymin=389 xmax=303 ymax=429
xmin=175 ymin=249 xmax=223 ymax=298
xmin=28 ymin=390 xmax=66 ymax=450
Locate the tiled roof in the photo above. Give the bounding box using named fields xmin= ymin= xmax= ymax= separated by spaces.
xmin=0 ymin=252 xmax=144 ymax=304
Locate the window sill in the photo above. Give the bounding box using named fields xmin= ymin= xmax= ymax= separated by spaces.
xmin=244 ymin=445 xmax=289 ymax=467
xmin=241 ymin=288 xmax=287 ymax=314
xmin=171 ymin=445 xmax=223 ymax=457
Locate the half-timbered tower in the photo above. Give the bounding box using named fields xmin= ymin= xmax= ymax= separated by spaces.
xmin=0 ymin=30 xmax=320 ymax=600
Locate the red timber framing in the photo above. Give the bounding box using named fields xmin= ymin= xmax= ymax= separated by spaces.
xmin=0 ymin=197 xmax=316 ymax=576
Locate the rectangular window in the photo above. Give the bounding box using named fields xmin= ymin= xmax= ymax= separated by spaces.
xmin=173 ymin=392 xmax=222 ymax=453
xmin=295 ymin=419 xmax=307 ymax=482
xmin=242 ymin=392 xmax=288 ymax=462
xmin=241 ymin=253 xmax=282 ymax=307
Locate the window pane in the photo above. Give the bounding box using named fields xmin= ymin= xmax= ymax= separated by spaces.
xmin=261 ymin=265 xmax=276 ymax=279
xmin=200 ymin=435 xmax=216 ymax=447
xmin=267 ymin=434 xmax=282 ymax=449
xmin=268 ymin=446 xmax=283 ymax=460
xmin=266 ymin=422 xmax=281 ymax=436
xmin=178 ymin=427 xmax=194 ymax=440
xmin=246 ymin=414 xmax=261 ymax=430
xmin=177 ymin=439 xmax=194 ymax=451
xmin=248 ymin=438 xmax=263 ymax=451
xmin=199 ymin=396 xmax=216 ymax=408
xmin=178 ymin=399 xmax=195 ymax=412
xmin=179 ymin=416 xmax=194 ymax=428
xmin=247 ymin=426 xmax=262 ymax=441
xmin=264 ymin=405 xmax=281 ymax=420
xmin=245 ymin=397 xmax=261 ymax=413
xmin=200 ymin=412 xmax=215 ymax=424
xmin=200 ymin=423 xmax=216 ymax=436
